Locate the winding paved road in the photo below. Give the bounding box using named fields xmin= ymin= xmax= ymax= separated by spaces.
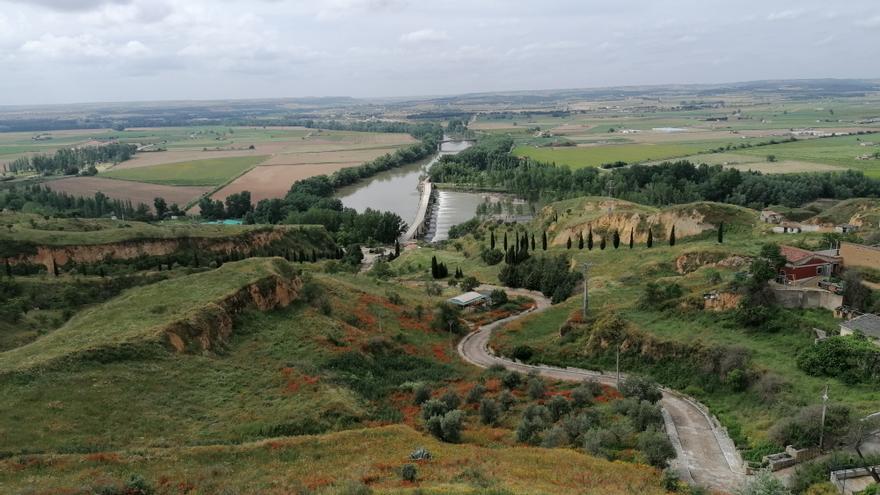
xmin=458 ymin=286 xmax=746 ymax=492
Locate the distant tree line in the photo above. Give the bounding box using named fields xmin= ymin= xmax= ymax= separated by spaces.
xmin=0 ymin=184 xmax=169 ymax=221
xmin=428 ymin=135 xmax=880 ymax=208
xmin=198 ymin=191 xmax=254 ymax=221
xmin=5 ymin=143 xmax=137 ymax=175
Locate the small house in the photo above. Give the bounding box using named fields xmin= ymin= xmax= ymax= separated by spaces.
xmin=761 ymin=209 xmax=784 ymax=224
xmin=448 ymin=291 xmax=488 ymax=308
xmin=834 ymin=224 xmax=859 ymax=234
xmin=778 ymin=245 xmax=842 ymax=283
xmin=839 ymin=313 xmax=880 ymax=345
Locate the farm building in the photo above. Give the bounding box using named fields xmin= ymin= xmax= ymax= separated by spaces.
xmin=448 ymin=291 xmax=489 ymax=308
xmin=761 ymin=209 xmax=784 ymax=223
xmin=839 ymin=313 xmax=880 ymax=345
xmin=778 ymin=245 xmax=842 ymax=283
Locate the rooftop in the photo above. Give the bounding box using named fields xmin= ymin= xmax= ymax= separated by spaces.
xmin=448 ymin=291 xmax=488 ymax=306
xmin=840 ymin=313 xmax=880 ymax=339
xmin=780 ymin=245 xmax=840 ymax=264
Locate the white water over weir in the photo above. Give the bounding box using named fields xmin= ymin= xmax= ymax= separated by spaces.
xmin=399 ymin=139 xmax=473 ymax=242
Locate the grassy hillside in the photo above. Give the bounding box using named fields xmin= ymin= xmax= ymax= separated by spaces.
xmin=0 ymin=424 xmax=668 ymax=495
xmin=0 ymin=211 xmax=326 ymax=246
xmin=0 ymin=257 xmax=298 ymax=373
xmin=0 ymin=268 xmax=467 ymax=454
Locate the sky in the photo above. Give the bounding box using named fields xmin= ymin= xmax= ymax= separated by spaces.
xmin=0 ymin=0 xmax=879 ymax=105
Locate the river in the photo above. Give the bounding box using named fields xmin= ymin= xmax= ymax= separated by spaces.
xmin=336 ymin=139 xmax=526 ymax=242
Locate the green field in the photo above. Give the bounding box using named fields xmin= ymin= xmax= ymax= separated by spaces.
xmin=734 ymin=134 xmax=880 ymax=177
xmin=512 ymin=143 xmax=712 ymax=169
xmin=101 ymin=155 xmax=267 ymax=186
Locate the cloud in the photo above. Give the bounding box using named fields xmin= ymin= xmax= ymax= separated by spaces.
xmin=854 ymin=15 xmax=880 ymax=27
xmin=310 ymin=0 xmax=407 ymax=20
xmin=766 ymin=9 xmax=804 ymax=21
xmin=20 ymin=34 xmax=149 ymax=60
xmin=1 ymin=0 xmax=131 ymax=11
xmin=400 ymin=28 xmax=449 ymax=43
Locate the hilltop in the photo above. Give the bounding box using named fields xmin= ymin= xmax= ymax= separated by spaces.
xmin=538 ymin=197 xmax=756 ymax=246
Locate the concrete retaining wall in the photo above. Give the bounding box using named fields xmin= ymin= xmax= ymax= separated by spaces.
xmin=772 ymin=287 xmax=843 ymax=311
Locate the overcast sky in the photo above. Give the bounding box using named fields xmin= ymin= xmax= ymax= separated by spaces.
xmin=1 ymin=0 xmax=879 ymax=105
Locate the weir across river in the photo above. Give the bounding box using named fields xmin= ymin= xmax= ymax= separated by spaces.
xmin=401 ymin=180 xmax=433 ymax=241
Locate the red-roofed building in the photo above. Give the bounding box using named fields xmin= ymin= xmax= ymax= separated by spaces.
xmin=778 ymin=245 xmax=842 ymax=283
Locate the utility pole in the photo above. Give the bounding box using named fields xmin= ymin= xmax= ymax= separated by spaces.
xmin=582 ymin=262 xmax=593 ymax=318
xmin=616 ymin=345 xmax=621 ymax=387
xmin=819 ymin=384 xmax=829 ymax=451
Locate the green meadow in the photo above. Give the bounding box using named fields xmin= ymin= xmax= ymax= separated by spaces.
xmin=101 ymin=155 xmax=267 ymax=186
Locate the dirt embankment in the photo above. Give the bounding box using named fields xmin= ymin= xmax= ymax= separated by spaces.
xmin=10 ymin=229 xmax=287 ymax=271
xmin=551 ymin=204 xmax=724 ymax=246
xmin=165 ymin=272 xmax=301 ymax=353
xmin=675 ymin=252 xmax=750 ymax=274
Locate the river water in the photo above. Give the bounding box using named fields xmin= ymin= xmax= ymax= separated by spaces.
xmin=336 ymin=140 xmax=478 ymax=240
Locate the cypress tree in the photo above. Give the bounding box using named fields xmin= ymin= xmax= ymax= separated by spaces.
xmin=613 ymin=229 xmax=620 ymax=249
xmin=52 ymin=258 xmax=59 ymax=277
xmin=530 ymin=233 xmax=535 ymax=250
xmin=717 ymin=223 xmax=724 ymax=244
xmin=4 ymin=259 xmax=10 ymax=277
xmin=669 ymin=226 xmax=676 ymax=247
xmin=647 ymin=229 xmax=653 ymax=248
xmin=600 ymin=236 xmax=606 ymax=250
xmin=490 ymin=230 xmax=496 ymax=250
xmin=587 ymin=225 xmax=594 ymax=250
xmin=566 ymin=237 xmax=572 ymax=249
xmin=431 ymin=256 xmax=438 ymax=278
xmin=503 ymin=231 xmax=508 ymax=251
xmin=542 ymin=231 xmax=547 ymax=251
xmin=395 ymin=240 xmax=401 ymax=257
xmin=578 ymin=232 xmax=584 ymax=249
xmin=629 ymin=227 xmax=634 ymax=249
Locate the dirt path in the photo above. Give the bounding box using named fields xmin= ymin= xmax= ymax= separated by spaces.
xmin=458 ymin=285 xmax=746 ymax=492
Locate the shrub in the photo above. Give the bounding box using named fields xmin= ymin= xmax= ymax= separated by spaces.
xmin=125 ymin=474 xmax=155 ymax=495
xmin=400 ymin=463 xmax=418 ymax=482
xmin=431 ymin=302 xmax=465 ymax=334
xmin=498 ymin=390 xmax=516 ymax=411
xmin=540 ymin=424 xmax=571 ymax=448
xmin=561 ymin=410 xmax=599 ymax=442
xmin=421 ymin=399 xmax=449 ymax=421
xmin=481 ymin=248 xmax=504 ymax=266
xmin=489 ymin=288 xmax=508 ymax=307
xmin=547 ymin=395 xmax=571 ymax=422
xmin=583 ymin=427 xmax=617 ymax=459
xmin=527 ymin=376 xmax=546 ymax=399
xmin=441 ymin=391 xmax=461 ymax=410
xmin=619 ymin=376 xmax=662 ymax=404
xmin=511 ymin=345 xmax=534 ymax=362
xmin=440 ymin=409 xmax=464 ymax=443
xmin=769 ymin=404 xmax=853 ymax=449
xmin=386 ymin=291 xmax=403 ymax=305
xmin=616 ymin=399 xmax=663 ymax=432
xmin=797 ymin=335 xmax=880 ymax=384
xmin=466 ymin=384 xmax=486 ymax=404
xmin=413 ymin=384 xmax=432 ymax=405
xmin=737 ymin=469 xmax=790 ymax=495
xmin=637 ymin=428 xmax=676 ymax=468
xmin=460 ymin=276 xmax=480 ymax=292
xmin=501 ymin=370 xmax=522 ymax=389
xmin=571 ymin=385 xmax=595 ymax=408
xmin=640 ymin=282 xmax=683 ymax=309
xmin=479 ymin=398 xmax=500 ymax=425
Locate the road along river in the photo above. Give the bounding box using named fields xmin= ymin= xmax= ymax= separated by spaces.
xmin=457 ymin=285 xmax=747 ymax=493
